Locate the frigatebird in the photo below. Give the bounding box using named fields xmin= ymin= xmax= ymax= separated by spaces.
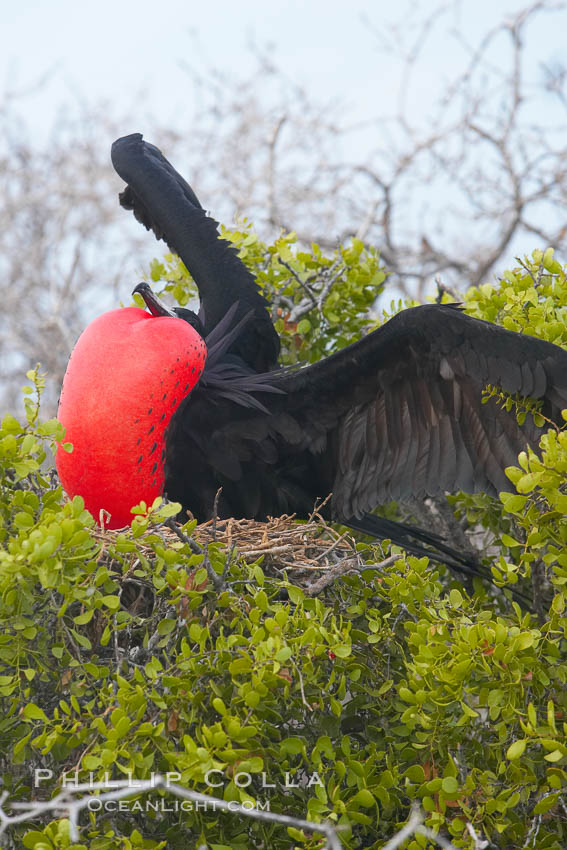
xmin=106 ymin=133 xmax=567 ymax=569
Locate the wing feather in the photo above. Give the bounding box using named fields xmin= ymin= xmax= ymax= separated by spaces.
xmin=271 ymin=304 xmax=567 ymax=520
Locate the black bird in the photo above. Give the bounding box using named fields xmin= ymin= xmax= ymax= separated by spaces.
xmin=111 ymin=133 xmax=567 ymax=572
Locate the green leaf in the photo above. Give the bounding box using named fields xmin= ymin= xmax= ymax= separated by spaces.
xmin=2 ymin=413 xmax=21 ymax=433
xmin=506 ymin=739 xmax=527 ymax=760
xmin=101 ymin=594 xmax=120 ymax=611
xmin=286 ymin=585 xmax=304 ymax=604
xmin=244 ymin=690 xmax=260 ymax=708
xmin=275 ymin=647 xmax=292 ymax=662
xmin=353 ymin=789 xmax=375 ymax=807
xmin=449 ymin=589 xmax=463 ymax=608
xmin=501 ymin=534 xmax=522 ymax=547
xmin=533 ymin=793 xmax=559 ymax=814
xmin=24 ymin=704 xmax=49 ymax=722
xmin=281 ymin=737 xmax=305 ymax=755
xmin=441 ymin=776 xmax=459 ymax=795
xmin=23 ymin=832 xmax=52 ymax=849
xmin=73 ymin=610 xmax=94 ymax=625
xmin=212 ymin=698 xmax=227 ymax=716
xmin=158 ymin=618 xmax=177 ymax=635
xmin=404 ymin=765 xmax=426 ymax=783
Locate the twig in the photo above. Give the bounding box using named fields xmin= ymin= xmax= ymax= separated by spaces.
xmin=380 ymin=804 xmax=423 ymax=850
xmin=292 ymin=661 xmax=312 ymax=711
xmin=465 ymin=820 xmax=490 ymax=849
xmin=380 ymin=801 xmax=460 ymax=849
xmin=308 ymin=493 xmax=333 ymax=522
xmin=435 ymin=274 xmax=462 ymax=304
xmin=0 ymin=777 xmax=343 ymax=849
xmin=164 ymin=518 xmax=225 ymax=592
xmin=316 ymin=261 xmax=345 ymax=313
xmin=212 ymin=487 xmax=223 ymax=542
xmin=418 ymin=824 xmax=460 ymax=850
xmin=312 ymin=529 xmax=353 ymax=562
xmin=164 ymin=517 xmax=202 ymax=555
xmin=521 ymin=789 xmax=563 ymax=848
xmin=305 ymin=554 xmax=401 ymax=596
xmin=236 ymin=544 xmax=295 ymax=559
xmin=515 ymin=256 xmax=539 ymax=288
xmin=278 ymin=258 xmax=317 ymax=307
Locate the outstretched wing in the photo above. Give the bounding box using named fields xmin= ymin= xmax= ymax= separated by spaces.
xmin=111 ymin=133 xmax=280 ymax=372
xmin=273 ymin=304 xmax=567 ymax=519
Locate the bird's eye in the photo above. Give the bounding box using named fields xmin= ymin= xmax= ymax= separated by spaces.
xmin=175 ymin=309 xmax=205 ymax=336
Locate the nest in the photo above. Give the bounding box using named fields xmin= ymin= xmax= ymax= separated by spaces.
xmin=94 ymin=511 xmax=397 ymax=600
xmin=192 ymin=514 xmax=356 ymax=571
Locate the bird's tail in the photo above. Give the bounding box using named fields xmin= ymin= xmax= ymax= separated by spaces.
xmin=346 ymin=512 xmax=490 ymax=580
xmin=346 ymin=512 xmax=533 ymax=607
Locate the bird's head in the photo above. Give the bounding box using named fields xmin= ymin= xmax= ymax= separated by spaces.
xmin=133 ymin=282 xmax=205 ymax=337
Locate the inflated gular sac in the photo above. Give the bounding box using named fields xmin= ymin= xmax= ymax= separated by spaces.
xmin=56 ymin=307 xmax=206 ymax=528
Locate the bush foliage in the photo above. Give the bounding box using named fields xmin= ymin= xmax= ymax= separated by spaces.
xmin=0 ymin=236 xmax=566 ymax=849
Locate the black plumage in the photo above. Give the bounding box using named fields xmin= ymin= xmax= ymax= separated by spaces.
xmin=112 ymin=134 xmax=279 ymax=373
xmin=111 ymin=133 xmax=567 ymax=571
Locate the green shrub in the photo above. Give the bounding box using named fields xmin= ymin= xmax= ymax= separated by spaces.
xmin=0 ymin=240 xmax=566 ymax=848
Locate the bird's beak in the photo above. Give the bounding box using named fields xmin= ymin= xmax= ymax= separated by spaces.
xmin=133 ymin=282 xmax=177 ymax=318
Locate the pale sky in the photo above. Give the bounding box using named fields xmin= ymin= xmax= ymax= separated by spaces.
xmin=2 ymin=0 xmax=566 ymax=315
xmin=2 ymin=0 xmax=566 ymax=412
xmin=4 ymin=0 xmax=565 ymax=146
